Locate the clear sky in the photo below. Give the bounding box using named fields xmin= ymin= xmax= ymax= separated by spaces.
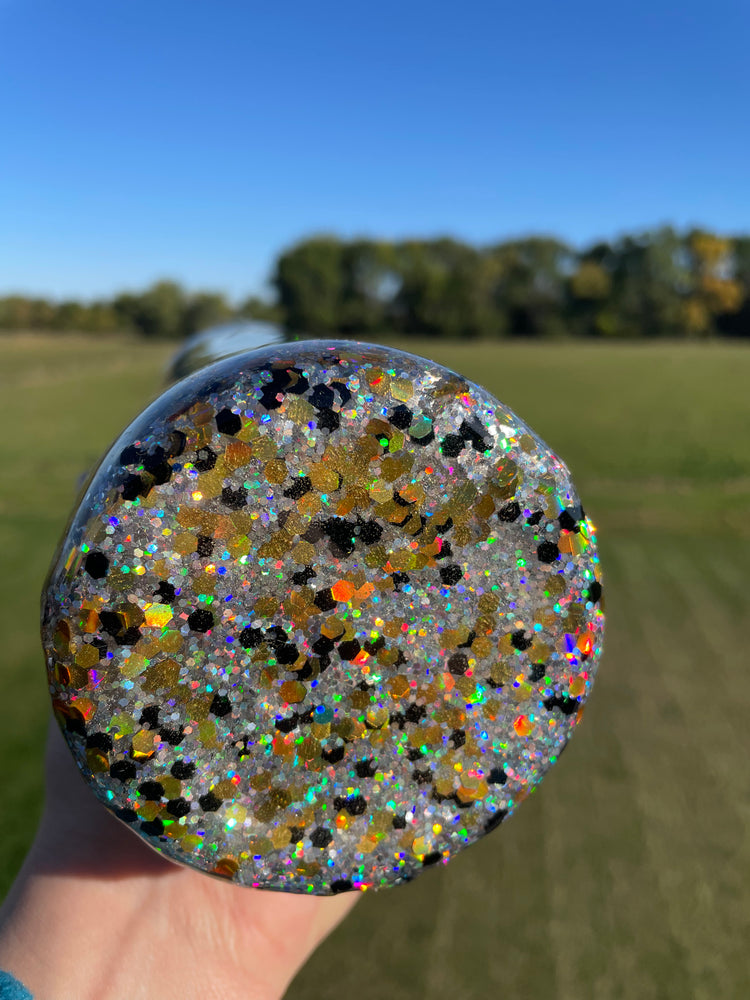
xmin=1 ymin=0 xmax=748 ymax=302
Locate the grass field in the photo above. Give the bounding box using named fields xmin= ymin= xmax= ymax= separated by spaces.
xmin=1 ymin=333 xmax=749 ymax=999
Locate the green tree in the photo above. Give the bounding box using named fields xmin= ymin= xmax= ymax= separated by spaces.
xmin=484 ymin=238 xmax=574 ymax=338
xmin=182 ymin=291 xmax=233 ymax=337
xmin=681 ymin=230 xmax=742 ymax=337
xmin=718 ymin=237 xmax=750 ymax=337
xmin=601 ymin=228 xmax=686 ymax=338
xmin=339 ymin=240 xmax=399 ymax=336
xmin=390 ymin=239 xmax=485 ymax=338
xmin=238 ymin=295 xmax=283 ymax=324
xmin=0 ymin=296 xmax=56 ymax=329
xmin=273 ymin=237 xmax=345 ymax=334
xmin=113 ymin=281 xmax=187 ymax=338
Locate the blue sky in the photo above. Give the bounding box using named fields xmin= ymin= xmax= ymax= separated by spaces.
xmin=1 ymin=0 xmax=748 ymax=301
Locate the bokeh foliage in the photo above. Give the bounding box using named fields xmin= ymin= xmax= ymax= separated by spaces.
xmin=2 ymin=228 xmax=750 ymax=340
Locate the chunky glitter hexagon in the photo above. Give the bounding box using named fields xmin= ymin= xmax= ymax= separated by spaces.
xmin=41 ymin=341 xmax=604 ymax=893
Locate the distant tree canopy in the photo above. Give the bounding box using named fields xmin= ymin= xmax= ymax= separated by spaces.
xmin=273 ymin=229 xmax=750 ymax=339
xmin=2 ymin=228 xmax=749 ymax=339
xmin=0 ymin=281 xmax=281 ymax=338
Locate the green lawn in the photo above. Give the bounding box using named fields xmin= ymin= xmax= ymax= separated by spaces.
xmin=2 ymin=333 xmax=748 ymax=1000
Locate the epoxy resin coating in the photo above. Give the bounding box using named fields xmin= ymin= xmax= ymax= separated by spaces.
xmin=42 ymin=342 xmax=604 ymax=893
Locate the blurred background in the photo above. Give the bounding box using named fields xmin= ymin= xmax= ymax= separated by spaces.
xmin=1 ymin=2 xmax=749 ymax=998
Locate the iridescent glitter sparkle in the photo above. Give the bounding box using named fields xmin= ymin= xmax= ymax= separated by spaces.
xmin=41 ymin=341 xmax=604 ymax=893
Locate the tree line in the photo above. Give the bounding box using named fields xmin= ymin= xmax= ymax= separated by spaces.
xmin=0 ymin=283 xmax=279 ymax=338
xmin=2 ymin=227 xmax=749 ymax=339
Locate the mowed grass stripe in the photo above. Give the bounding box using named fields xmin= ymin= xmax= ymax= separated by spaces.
xmin=647 ymin=540 xmax=750 ymax=1000
xmin=540 ymin=547 xmax=692 ymax=1000
xmin=699 ymin=534 xmax=750 ymax=618
xmin=611 ymin=536 xmax=749 ymax=1000
xmin=429 ymin=791 xmax=558 ymax=1000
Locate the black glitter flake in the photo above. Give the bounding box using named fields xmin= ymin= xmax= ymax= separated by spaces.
xmin=276 ymin=643 xmax=299 ymax=665
xmin=292 ymin=565 xmax=317 ymax=585
xmin=355 ymin=759 xmax=377 ymax=777
xmin=84 ymin=551 xmax=109 ymax=579
xmin=330 ymin=380 xmax=351 ymax=405
xmin=404 ymin=702 xmax=426 ymax=724
xmin=139 ymin=705 xmax=160 ymax=728
xmin=154 ymin=581 xmax=176 ymax=603
xmin=543 ymin=693 xmax=580 ymax=716
xmin=312 ymin=634 xmax=335 ymax=655
xmin=447 ymin=653 xmax=469 ymax=676
xmin=498 ymin=501 xmax=521 ymax=522
xmin=284 ymin=476 xmax=312 ymax=500
xmin=215 ymin=408 xmax=242 ymax=435
xmin=119 ymin=444 xmax=141 ymax=466
xmin=188 ymin=608 xmax=214 ymax=632
xmin=558 ymin=509 xmax=578 ymax=531
xmin=221 ymin=486 xmax=247 ymax=510
xmin=330 ymin=879 xmax=353 ymax=894
xmin=166 ymin=798 xmax=191 ymax=818
xmin=196 ymin=535 xmax=214 ymax=558
xmin=210 ymin=694 xmax=232 ymax=717
xmin=121 ymin=474 xmax=148 ymax=502
xmin=309 ymin=383 xmax=335 ymax=409
xmin=510 ymin=630 xmax=533 ymax=651
xmin=357 ymin=520 xmax=383 ymax=545
xmin=322 ymin=744 xmax=345 ymax=764
xmin=170 ymin=760 xmax=195 ymax=779
xmin=484 ymin=809 xmax=508 ymax=833
xmin=439 ymin=564 xmax=463 ymax=586
xmin=459 ymin=418 xmax=490 ymax=452
xmin=166 ymin=430 xmax=187 ymax=457
xmin=119 ymin=626 xmax=141 ymax=646
xmin=194 ymin=446 xmax=217 ymax=473
xmin=138 ymin=780 xmax=164 ymax=801
xmin=275 ymin=714 xmax=298 ymax=734
xmin=110 ymin=760 xmax=137 ymax=782
xmin=324 ymin=518 xmax=356 ymax=556
xmin=86 ymin=731 xmax=113 ymax=752
xmin=529 ymin=663 xmax=546 ymax=682
xmin=316 ymin=408 xmax=340 ymax=432
xmin=198 ymin=791 xmax=222 ymax=812
xmin=440 ymin=434 xmax=464 ymax=457
xmin=158 ymin=725 xmax=185 ymax=746
xmin=537 ymin=540 xmax=560 ymax=563
xmin=314 ymin=588 xmax=336 ymax=612
xmin=239 ymin=626 xmax=263 ymax=649
xmin=140 ymin=818 xmax=165 ymax=837
xmin=388 ymin=404 xmax=413 ymax=429
xmin=311 ymin=827 xmax=333 ymax=849
xmin=337 ymin=639 xmax=361 ymax=661
xmin=343 ymin=795 xmax=367 ymax=816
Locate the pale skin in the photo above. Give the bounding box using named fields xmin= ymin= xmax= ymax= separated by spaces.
xmin=0 ymin=720 xmax=358 ymax=1000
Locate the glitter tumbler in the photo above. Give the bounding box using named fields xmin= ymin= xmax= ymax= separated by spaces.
xmin=41 ymin=341 xmax=604 ymax=893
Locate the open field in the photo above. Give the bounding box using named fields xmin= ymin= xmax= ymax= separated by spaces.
xmin=1 ymin=333 xmax=749 ymax=999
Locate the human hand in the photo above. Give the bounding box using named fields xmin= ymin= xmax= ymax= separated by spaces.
xmin=0 ymin=719 xmax=358 ymax=1000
